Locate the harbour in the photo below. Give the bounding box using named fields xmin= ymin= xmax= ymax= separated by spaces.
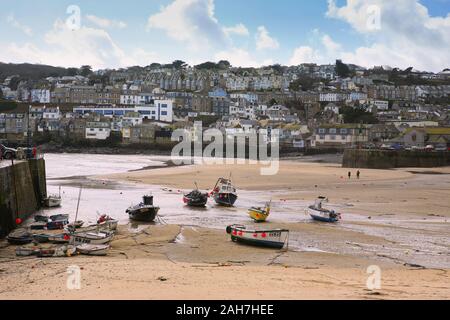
xmin=0 ymin=153 xmax=449 ymax=299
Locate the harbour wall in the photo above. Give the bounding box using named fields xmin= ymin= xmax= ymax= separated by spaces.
xmin=0 ymin=159 xmax=47 ymax=237
xmin=343 ymin=149 xmax=450 ymax=169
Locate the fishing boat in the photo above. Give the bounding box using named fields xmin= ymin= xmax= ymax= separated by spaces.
xmin=183 ymin=185 xmax=209 ymax=207
xmin=248 ymin=200 xmax=272 ymax=223
xmin=43 ymin=187 xmax=62 ymax=208
xmin=127 ymin=195 xmax=160 ymax=222
xmin=226 ymin=225 xmax=289 ymax=249
xmin=7 ymin=232 xmax=33 ymax=245
xmin=76 ymin=244 xmax=110 ymax=256
xmin=211 ymin=177 xmax=238 ymax=207
xmin=307 ymin=197 xmax=342 ymax=223
xmin=70 ymin=231 xmax=114 ymax=246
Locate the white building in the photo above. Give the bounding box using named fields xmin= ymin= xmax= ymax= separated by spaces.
xmin=31 ymin=89 xmax=51 ymax=103
xmin=43 ymin=107 xmax=61 ymax=120
xmin=370 ymin=100 xmax=389 ymax=111
xmin=85 ymin=121 xmax=111 ymax=140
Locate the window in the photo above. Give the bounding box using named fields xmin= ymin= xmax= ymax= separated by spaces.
xmin=340 ymin=129 xmax=348 ymax=134
xmin=330 ymin=135 xmax=336 ymax=140
xmin=329 ymin=128 xmax=337 ymax=134
xmin=319 ymin=135 xmax=325 ymax=140
xmin=341 ymin=135 xmax=346 ymax=140
xmin=161 ymin=111 xmax=167 ymax=116
xmin=318 ymin=128 xmax=326 ymax=134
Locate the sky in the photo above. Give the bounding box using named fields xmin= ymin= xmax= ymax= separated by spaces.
xmin=0 ymin=0 xmax=449 ymax=72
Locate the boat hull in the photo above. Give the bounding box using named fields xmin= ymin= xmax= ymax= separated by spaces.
xmin=308 ymin=207 xmax=340 ymax=223
xmin=44 ymin=198 xmax=62 ymax=208
xmin=248 ymin=208 xmax=269 ymax=222
xmin=128 ymin=207 xmax=159 ymax=222
xmin=76 ymin=244 xmax=110 ymax=256
xmin=214 ymin=193 xmax=238 ymax=207
xmin=183 ymin=196 xmax=208 ymax=207
xmin=70 ymin=232 xmax=114 ymax=245
xmin=226 ymin=225 xmax=289 ymax=249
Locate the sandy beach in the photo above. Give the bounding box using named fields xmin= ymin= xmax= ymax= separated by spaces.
xmin=1 ymin=158 xmax=449 ymax=300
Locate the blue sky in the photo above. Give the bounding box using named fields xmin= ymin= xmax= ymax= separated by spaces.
xmin=0 ymin=0 xmax=449 ymax=71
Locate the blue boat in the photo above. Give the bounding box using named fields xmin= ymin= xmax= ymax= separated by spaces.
xmin=307 ymin=197 xmax=342 ymax=223
xmin=211 ymin=178 xmax=238 ymax=207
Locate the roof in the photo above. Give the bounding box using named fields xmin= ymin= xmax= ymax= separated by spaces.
xmin=403 ymin=127 xmax=450 ymax=136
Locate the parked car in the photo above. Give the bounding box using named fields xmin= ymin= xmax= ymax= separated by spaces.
xmin=0 ymin=144 xmax=17 ymax=159
xmin=425 ymin=145 xmax=435 ymax=152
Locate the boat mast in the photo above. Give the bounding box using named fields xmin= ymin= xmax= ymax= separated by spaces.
xmin=74 ymin=186 xmax=82 ymax=224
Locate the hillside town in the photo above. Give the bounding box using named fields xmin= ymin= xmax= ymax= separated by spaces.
xmin=1 ymin=60 xmax=449 ymax=152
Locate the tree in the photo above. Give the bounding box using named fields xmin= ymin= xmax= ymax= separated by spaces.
xmin=340 ymin=106 xmax=378 ymax=124
xmin=336 ymin=60 xmax=351 ymax=78
xmin=268 ymin=98 xmax=278 ymax=106
xmin=66 ymin=68 xmax=78 ymax=76
xmin=80 ymin=65 xmax=93 ymax=77
xmin=289 ymin=76 xmax=316 ymax=92
xmin=195 ymin=62 xmax=217 ymax=70
xmin=217 ymin=60 xmax=231 ymax=69
xmin=172 ymin=60 xmax=188 ymax=70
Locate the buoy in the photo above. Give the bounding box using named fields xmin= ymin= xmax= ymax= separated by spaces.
xmin=15 ymin=218 xmax=22 ymax=225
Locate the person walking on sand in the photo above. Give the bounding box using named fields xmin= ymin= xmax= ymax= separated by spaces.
xmin=348 ymin=171 xmax=351 ymax=179
xmin=357 ymin=170 xmax=361 ymax=180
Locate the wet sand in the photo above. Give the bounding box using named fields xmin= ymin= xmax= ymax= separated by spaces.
xmin=0 ymin=157 xmax=449 ymax=299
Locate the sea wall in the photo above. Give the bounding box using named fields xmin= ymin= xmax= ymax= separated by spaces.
xmin=0 ymin=159 xmax=47 ymax=237
xmin=343 ymin=149 xmax=450 ymax=169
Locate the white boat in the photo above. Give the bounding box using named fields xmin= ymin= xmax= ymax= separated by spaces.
xmin=70 ymin=231 xmax=114 ymax=245
xmin=43 ymin=187 xmax=62 ymax=208
xmin=43 ymin=196 xmax=62 ymax=208
xmin=307 ymin=197 xmax=342 ymax=223
xmin=226 ymin=225 xmax=289 ymax=249
xmin=76 ymin=244 xmax=110 ymax=256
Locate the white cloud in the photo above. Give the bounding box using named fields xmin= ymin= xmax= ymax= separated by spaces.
xmin=326 ymin=0 xmax=450 ymax=71
xmin=85 ymin=15 xmax=127 ymax=29
xmin=147 ymin=0 xmax=228 ymax=51
xmin=6 ymin=14 xmax=33 ymax=36
xmin=0 ymin=20 xmax=154 ymax=69
xmin=290 ymin=46 xmax=320 ymax=65
xmin=223 ymin=23 xmax=249 ymax=37
xmin=289 ymin=31 xmax=342 ymax=65
xmin=255 ymin=26 xmax=279 ymax=50
xmin=215 ymin=48 xmax=269 ymax=68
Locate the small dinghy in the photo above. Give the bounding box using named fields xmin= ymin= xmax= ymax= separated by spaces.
xmin=96 ymin=215 xmax=118 ymax=231
xmin=307 ymin=197 xmax=342 ymax=223
xmin=183 ymin=185 xmax=209 ymax=207
xmin=37 ymin=245 xmax=76 ymax=258
xmin=48 ymin=234 xmax=71 ymax=244
xmin=248 ymin=200 xmax=272 ymax=223
xmin=46 ymin=219 xmax=69 ymax=230
xmin=211 ymin=177 xmax=238 ymax=207
xmin=16 ymin=246 xmax=40 ymax=257
xmin=127 ymin=195 xmax=160 ymax=222
xmin=43 ymin=187 xmax=62 ymax=208
xmin=33 ymin=234 xmax=52 ymax=243
xmin=226 ymin=225 xmax=289 ymax=249
xmin=30 ymin=221 xmax=47 ymax=230
xmin=7 ymin=232 xmax=33 ymax=245
xmin=76 ymin=244 xmax=110 ymax=256
xmin=70 ymin=231 xmax=114 ymax=246
xmin=50 ymin=214 xmax=69 ymax=222
xmin=67 ymin=220 xmax=84 ymax=229
xmin=34 ymin=215 xmax=49 ymax=223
